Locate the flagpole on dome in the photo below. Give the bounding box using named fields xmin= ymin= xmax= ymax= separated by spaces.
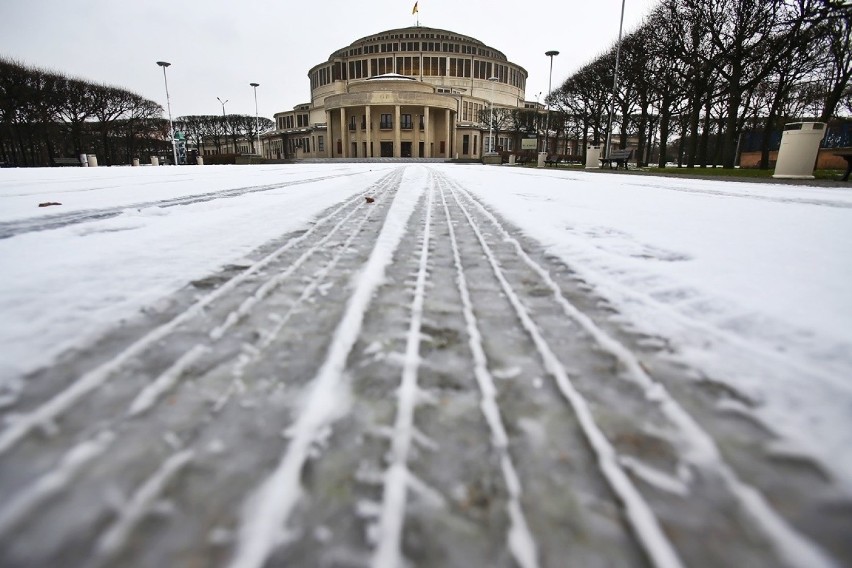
xmin=412 ymin=1 xmax=419 ymax=26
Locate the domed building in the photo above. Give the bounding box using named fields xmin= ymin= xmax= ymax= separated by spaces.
xmin=264 ymin=26 xmax=531 ymax=160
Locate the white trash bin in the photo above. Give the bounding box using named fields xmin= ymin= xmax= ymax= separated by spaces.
xmin=86 ymin=154 xmax=98 ymax=167
xmin=151 ymin=156 xmax=159 ymax=166
xmin=585 ymin=145 xmax=601 ymax=169
xmin=773 ymin=122 xmax=826 ymax=179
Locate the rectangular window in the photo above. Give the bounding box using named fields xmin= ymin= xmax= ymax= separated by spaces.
xmin=401 ymin=114 xmax=412 ymax=130
xmin=380 ymin=114 xmax=393 ymax=129
xmin=349 ymin=116 xmax=356 ymax=131
xmin=318 ymin=136 xmax=324 ymax=152
xmin=462 ymin=135 xmax=470 ymax=155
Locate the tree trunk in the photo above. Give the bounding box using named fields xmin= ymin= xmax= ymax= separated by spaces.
xmin=636 ymin=106 xmax=648 ymax=168
xmin=657 ymin=105 xmax=672 ymax=168
xmin=699 ymin=96 xmax=712 ymax=167
xmin=686 ymin=94 xmax=702 ymax=168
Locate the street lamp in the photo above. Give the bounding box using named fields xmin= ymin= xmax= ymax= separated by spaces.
xmin=604 ymin=0 xmax=627 ymax=160
xmin=487 ymin=76 xmax=498 ymax=154
xmin=249 ymin=82 xmax=260 ymax=155
xmin=156 ymin=61 xmax=178 ymax=166
xmin=217 ymin=96 xmax=229 ymax=153
xmin=544 ymin=50 xmax=559 ymax=156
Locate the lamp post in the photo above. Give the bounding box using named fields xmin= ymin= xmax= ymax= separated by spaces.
xmin=544 ymin=50 xmax=559 ymax=156
xmin=604 ymin=0 xmax=627 ymax=160
xmin=249 ymin=82 xmax=260 ymax=155
xmin=487 ymin=75 xmax=498 ymax=154
xmin=156 ymin=61 xmax=178 ymax=166
xmin=217 ymin=96 xmax=229 ymax=153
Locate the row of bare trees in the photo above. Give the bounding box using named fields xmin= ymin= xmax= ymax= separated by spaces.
xmin=0 ymin=58 xmax=170 ymax=166
xmin=175 ymin=114 xmax=273 ymax=156
xmin=549 ymin=0 xmax=852 ymax=168
xmin=0 ymin=59 xmax=277 ymax=167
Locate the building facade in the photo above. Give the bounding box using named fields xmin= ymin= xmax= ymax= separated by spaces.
xmin=264 ymin=26 xmax=530 ymax=160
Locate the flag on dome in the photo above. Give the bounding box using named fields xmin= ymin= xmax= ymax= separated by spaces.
xmin=412 ymin=1 xmax=418 ymax=14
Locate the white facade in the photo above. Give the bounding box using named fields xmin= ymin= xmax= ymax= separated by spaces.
xmin=264 ymin=26 xmax=530 ymax=160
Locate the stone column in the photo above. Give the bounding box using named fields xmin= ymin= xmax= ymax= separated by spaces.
xmin=445 ymin=109 xmax=451 ymax=159
xmin=414 ymin=113 xmax=420 ymax=157
xmin=354 ymin=108 xmax=361 ymax=157
xmin=326 ymin=111 xmax=333 ymax=157
xmin=451 ymin=110 xmax=458 ymax=159
xmin=424 ymin=106 xmax=431 ymax=158
xmin=394 ymin=105 xmax=401 ymax=158
xmin=340 ymin=108 xmax=347 ymax=158
xmin=365 ymin=105 xmax=372 ymax=157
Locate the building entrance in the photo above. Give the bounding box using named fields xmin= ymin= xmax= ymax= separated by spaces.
xmin=380 ymin=141 xmax=393 ymax=157
xmin=401 ymin=142 xmax=412 ymax=158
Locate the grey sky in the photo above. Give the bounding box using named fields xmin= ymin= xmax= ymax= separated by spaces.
xmin=1 ymin=0 xmax=658 ymax=120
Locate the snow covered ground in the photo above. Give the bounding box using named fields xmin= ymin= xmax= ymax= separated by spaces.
xmin=1 ymin=163 xmax=850 ymax=483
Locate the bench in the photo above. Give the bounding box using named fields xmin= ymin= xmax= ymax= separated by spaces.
xmin=53 ymin=157 xmax=82 ymax=166
xmin=599 ymin=149 xmax=633 ymax=169
xmin=835 ymin=151 xmax=852 ymax=181
xmin=544 ymin=154 xmax=561 ymax=167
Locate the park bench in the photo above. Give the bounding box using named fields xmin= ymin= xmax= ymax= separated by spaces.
xmin=544 ymin=155 xmax=563 ymax=167
xmin=835 ymin=150 xmax=852 ymax=181
xmin=53 ymin=157 xmax=82 ymax=166
xmin=599 ymin=149 xmax=633 ymax=169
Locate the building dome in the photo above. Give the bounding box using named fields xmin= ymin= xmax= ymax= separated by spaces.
xmin=268 ymin=26 xmax=531 ymax=160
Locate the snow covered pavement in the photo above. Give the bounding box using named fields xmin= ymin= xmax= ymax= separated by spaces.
xmin=0 ymin=164 xmax=850 ymax=567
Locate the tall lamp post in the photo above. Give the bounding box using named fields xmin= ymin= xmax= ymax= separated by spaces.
xmin=156 ymin=61 xmax=178 ymax=166
xmin=217 ymin=96 xmax=229 ymax=153
xmin=604 ymin=0 xmax=627 ymax=160
xmin=249 ymin=82 xmax=260 ymax=155
xmin=487 ymin=76 xmax=498 ymax=154
xmin=544 ymin=50 xmax=559 ymax=156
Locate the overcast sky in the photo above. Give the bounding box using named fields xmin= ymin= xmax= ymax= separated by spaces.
xmin=1 ymin=0 xmax=658 ymax=120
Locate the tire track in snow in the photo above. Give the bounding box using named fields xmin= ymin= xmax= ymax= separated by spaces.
xmin=0 ymin=171 xmax=399 ymax=455
xmin=0 ymin=431 xmax=115 ymax=538
xmin=436 ymin=180 xmax=539 ymax=568
xmin=450 ymin=176 xmax=838 ymax=568
xmin=129 ymin=172 xmax=397 ymax=416
xmin=443 ymin=172 xmax=685 ymax=568
xmin=94 ymin=449 xmax=195 ymax=561
xmin=0 ymin=170 xmax=371 ymax=240
xmin=371 ymin=182 xmax=434 ymax=568
xmin=210 ymin=174 xmax=398 ymax=413
xmin=228 ymin=167 xmax=426 ymax=568
xmin=0 ymin=172 xmax=402 ymax=548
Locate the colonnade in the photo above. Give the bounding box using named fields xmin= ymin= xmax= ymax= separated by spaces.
xmin=326 ymin=105 xmax=454 ymax=158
